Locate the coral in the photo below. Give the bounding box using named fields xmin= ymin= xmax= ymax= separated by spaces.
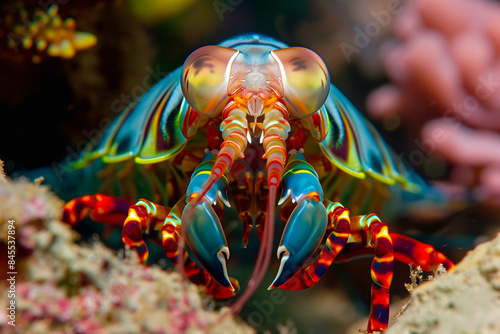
xmin=0 ymin=2 xmax=157 ymax=173
xmin=386 ymin=232 xmax=500 ymax=334
xmin=367 ymin=0 xmax=500 ymax=206
xmin=0 ymin=178 xmax=254 ymax=334
xmin=1 ymin=3 xmax=97 ymax=62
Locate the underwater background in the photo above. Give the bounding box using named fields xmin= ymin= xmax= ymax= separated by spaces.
xmin=2 ymin=0 xmax=500 ymax=333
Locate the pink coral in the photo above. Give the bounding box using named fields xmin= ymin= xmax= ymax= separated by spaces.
xmin=367 ymin=0 xmax=500 ymax=205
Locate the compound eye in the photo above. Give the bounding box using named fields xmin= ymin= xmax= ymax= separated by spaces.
xmin=271 ymin=47 xmax=330 ymax=118
xmin=181 ymin=45 xmax=239 ymax=117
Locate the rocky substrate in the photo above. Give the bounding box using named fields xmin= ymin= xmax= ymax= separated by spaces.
xmin=387 ymin=232 xmax=500 ymax=334
xmin=0 ymin=174 xmax=254 ymax=334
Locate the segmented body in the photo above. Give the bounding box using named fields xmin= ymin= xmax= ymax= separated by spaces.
xmin=60 ymin=34 xmax=453 ymax=333
xmin=73 ymin=35 xmax=436 ymax=216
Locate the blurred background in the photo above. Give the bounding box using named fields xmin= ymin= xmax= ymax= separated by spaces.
xmin=2 ymin=0 xmax=500 ymax=333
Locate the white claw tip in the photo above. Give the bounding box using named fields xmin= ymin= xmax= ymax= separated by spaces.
xmin=270 ymin=246 xmax=290 ymax=288
xmin=277 ymin=188 xmax=291 ymax=206
xmin=220 ymin=246 xmax=230 ymax=260
xmin=217 ymin=247 xmax=233 ymax=289
xmin=217 ymin=190 xmax=231 ymax=207
xmin=277 ymin=245 xmax=288 ymax=259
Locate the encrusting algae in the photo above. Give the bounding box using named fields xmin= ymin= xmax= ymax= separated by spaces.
xmin=0 ymin=163 xmax=254 ymax=334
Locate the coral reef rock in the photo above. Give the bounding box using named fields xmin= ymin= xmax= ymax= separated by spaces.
xmin=0 ymin=177 xmax=254 ymax=334
xmin=387 ymin=232 xmax=500 ymax=334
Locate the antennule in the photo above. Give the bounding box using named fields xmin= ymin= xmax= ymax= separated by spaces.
xmin=231 ymin=108 xmax=290 ymax=314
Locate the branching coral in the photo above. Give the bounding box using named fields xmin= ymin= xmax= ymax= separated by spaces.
xmin=367 ymin=0 xmax=500 ymax=206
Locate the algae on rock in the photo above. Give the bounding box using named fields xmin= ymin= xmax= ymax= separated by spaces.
xmin=0 ymin=177 xmax=254 ymax=334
